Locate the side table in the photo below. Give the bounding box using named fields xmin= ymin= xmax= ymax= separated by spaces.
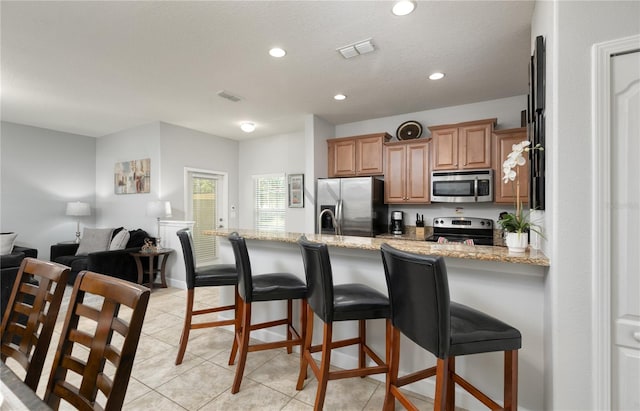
xmin=129 ymin=248 xmax=173 ymax=289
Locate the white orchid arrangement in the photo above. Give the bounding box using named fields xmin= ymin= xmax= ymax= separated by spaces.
xmin=498 ymin=140 xmax=544 ymax=234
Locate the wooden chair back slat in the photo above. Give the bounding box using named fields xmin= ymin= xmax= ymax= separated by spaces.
xmin=45 ymin=271 xmax=150 ymax=411
xmin=0 ymin=258 xmax=70 ymax=391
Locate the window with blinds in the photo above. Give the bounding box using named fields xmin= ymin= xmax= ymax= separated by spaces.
xmin=191 ymin=174 xmax=219 ymax=266
xmin=254 ymin=174 xmax=286 ymax=231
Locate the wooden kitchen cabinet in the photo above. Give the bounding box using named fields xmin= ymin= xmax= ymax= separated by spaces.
xmin=429 ymin=118 xmax=496 ymax=170
xmin=327 ymin=133 xmax=390 ymax=177
xmin=493 ymin=127 xmax=529 ymax=204
xmin=384 ymin=140 xmax=430 ymax=203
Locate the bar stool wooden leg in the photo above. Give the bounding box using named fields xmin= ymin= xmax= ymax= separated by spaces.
xmin=314 ymin=322 xmax=333 ymax=410
xmin=434 ymin=358 xmax=449 ymax=411
xmin=175 ymin=289 xmax=194 ymax=365
xmin=297 ymin=305 xmax=314 ymax=389
xmin=359 ymin=319 xmax=366 ymax=372
xmin=228 ymin=286 xmax=241 ymax=365
xmin=446 ymin=357 xmax=455 ymax=411
xmin=287 ymin=299 xmax=293 ymax=354
xmin=384 ymin=326 xmax=400 ymax=411
xmin=504 ymin=350 xmax=518 ymax=411
xmin=231 ymin=300 xmax=251 ymax=394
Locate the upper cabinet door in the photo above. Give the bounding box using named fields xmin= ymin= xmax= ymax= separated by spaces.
xmin=493 ymin=127 xmax=529 ymax=204
xmin=327 ymin=133 xmax=390 ymax=177
xmin=430 ymin=118 xmax=495 ymax=171
xmin=356 ymin=135 xmax=386 ymax=176
xmin=460 ymin=122 xmax=493 ymax=169
xmin=383 ymin=140 xmax=430 ymax=204
xmin=329 ymin=139 xmax=357 ymax=177
xmin=431 ymin=127 xmax=459 ymax=170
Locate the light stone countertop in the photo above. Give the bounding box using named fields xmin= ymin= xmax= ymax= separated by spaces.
xmin=204 ymin=228 xmax=550 ymax=267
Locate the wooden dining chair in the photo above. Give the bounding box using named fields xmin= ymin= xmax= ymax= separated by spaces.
xmin=0 ymin=257 xmax=70 ymax=391
xmin=44 ymin=271 xmax=150 ymax=411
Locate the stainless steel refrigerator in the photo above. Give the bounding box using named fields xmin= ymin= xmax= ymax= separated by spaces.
xmin=316 ymin=177 xmax=388 ymax=237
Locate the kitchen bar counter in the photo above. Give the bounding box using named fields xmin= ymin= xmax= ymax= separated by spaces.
xmin=205 ymin=228 xmax=547 ymax=410
xmin=204 ymin=228 xmax=549 ymax=266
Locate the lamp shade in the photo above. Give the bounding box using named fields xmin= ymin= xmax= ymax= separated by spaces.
xmin=66 ymin=202 xmax=91 ymax=216
xmin=146 ymin=201 xmax=172 ymax=218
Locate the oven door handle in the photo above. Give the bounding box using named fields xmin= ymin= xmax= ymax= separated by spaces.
xmin=474 ymin=177 xmax=479 ymax=202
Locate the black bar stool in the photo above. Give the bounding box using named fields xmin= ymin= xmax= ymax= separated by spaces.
xmin=380 ymin=243 xmax=521 ymax=411
xmin=227 ymin=232 xmax=308 ymax=394
xmin=297 ymin=237 xmax=390 ymax=410
xmin=175 ymin=228 xmax=239 ymax=365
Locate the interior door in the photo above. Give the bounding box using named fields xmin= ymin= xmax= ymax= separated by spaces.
xmin=611 ymin=50 xmax=640 ymax=410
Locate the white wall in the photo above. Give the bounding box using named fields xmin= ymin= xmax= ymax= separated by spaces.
xmin=159 ymin=122 xmax=239 ymax=226
xmin=0 ymin=122 xmax=96 ymax=259
xmin=305 ymin=114 xmax=336 ymax=233
xmin=335 ymin=95 xmax=528 ymax=226
xmin=95 ymin=122 xmax=161 ymax=236
xmin=534 ymin=1 xmax=640 ymax=410
xmin=237 ymin=130 xmax=306 ymax=232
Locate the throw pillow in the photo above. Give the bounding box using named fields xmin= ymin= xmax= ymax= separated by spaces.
xmin=0 ymin=232 xmax=18 ymax=255
xmin=75 ymin=228 xmax=114 ymax=256
xmin=109 ymin=229 xmax=130 ymax=250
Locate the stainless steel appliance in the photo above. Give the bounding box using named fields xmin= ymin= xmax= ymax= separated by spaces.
xmin=431 ymin=169 xmax=493 ymax=203
xmin=425 ymin=217 xmax=494 ymax=245
xmin=317 ymin=177 xmax=388 ymax=237
xmin=391 ymin=211 xmax=404 ymax=235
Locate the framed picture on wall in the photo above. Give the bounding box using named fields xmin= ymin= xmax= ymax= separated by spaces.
xmin=114 ymin=158 xmax=150 ymax=194
xmin=288 ymin=174 xmax=304 ymax=208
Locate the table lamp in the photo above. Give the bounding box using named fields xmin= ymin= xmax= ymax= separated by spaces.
xmin=146 ymin=200 xmax=172 ymax=248
xmin=66 ymin=201 xmax=91 ymax=243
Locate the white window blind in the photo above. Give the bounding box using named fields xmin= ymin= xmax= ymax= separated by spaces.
xmin=191 ymin=174 xmax=218 ymax=265
xmin=254 ymin=174 xmax=286 ymax=232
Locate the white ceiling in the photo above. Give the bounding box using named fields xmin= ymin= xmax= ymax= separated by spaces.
xmin=1 ymin=1 xmax=535 ymax=141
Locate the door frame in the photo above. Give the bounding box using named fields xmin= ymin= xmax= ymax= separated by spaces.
xmin=591 ymin=34 xmax=640 ymax=410
xmin=183 ymin=167 xmax=229 ymax=228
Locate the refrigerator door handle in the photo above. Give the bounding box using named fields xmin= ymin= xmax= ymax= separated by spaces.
xmin=336 ymin=200 xmax=343 ymax=236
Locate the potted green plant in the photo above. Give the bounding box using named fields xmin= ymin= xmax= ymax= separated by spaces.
xmin=498 ymin=140 xmax=544 ymax=252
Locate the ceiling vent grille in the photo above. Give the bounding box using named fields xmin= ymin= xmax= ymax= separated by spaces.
xmin=337 ymin=39 xmax=375 ymax=59
xmin=217 ymin=90 xmax=241 ymax=102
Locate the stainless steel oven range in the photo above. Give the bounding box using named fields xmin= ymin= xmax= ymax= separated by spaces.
xmin=425 ymin=217 xmax=494 ymax=246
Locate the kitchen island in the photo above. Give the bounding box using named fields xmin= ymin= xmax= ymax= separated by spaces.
xmin=205 ymin=228 xmax=548 ymax=411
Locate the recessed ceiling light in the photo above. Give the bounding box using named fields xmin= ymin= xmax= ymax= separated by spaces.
xmin=392 ymin=0 xmax=416 ymax=16
xmin=429 ymin=72 xmax=446 ymax=80
xmin=334 ymin=94 xmax=347 ymax=101
xmin=269 ymin=47 xmax=286 ymax=58
xmin=240 ymin=122 xmax=256 ymax=133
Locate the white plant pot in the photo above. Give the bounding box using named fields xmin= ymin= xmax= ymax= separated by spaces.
xmin=505 ymin=232 xmax=529 ymax=253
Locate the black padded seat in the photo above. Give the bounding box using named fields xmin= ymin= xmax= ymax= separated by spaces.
xmin=194 ymin=264 xmax=237 ymax=287
xmin=380 ymin=243 xmax=522 ymax=411
xmin=333 ymin=283 xmax=390 ymax=321
xmin=251 ymin=272 xmax=308 ymax=302
xmin=227 ymin=232 xmax=307 ymax=394
xmin=297 ymin=237 xmax=390 ymax=411
xmin=174 ymin=228 xmax=239 ymax=366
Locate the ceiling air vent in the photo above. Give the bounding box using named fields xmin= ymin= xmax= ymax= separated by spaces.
xmin=217 ymin=90 xmax=241 ymax=102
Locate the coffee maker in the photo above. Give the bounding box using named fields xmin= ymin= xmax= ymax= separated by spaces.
xmin=391 ymin=211 xmax=404 ymax=235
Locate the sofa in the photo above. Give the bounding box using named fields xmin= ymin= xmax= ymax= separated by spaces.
xmin=50 ymin=228 xmax=155 ymax=285
xmin=1 ymin=245 xmax=38 ymax=319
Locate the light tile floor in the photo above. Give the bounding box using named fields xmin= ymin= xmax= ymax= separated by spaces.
xmin=6 ymin=285 xmax=443 ymax=410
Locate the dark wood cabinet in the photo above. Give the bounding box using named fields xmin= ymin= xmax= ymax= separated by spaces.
xmin=493 ymin=127 xmax=529 ymax=204
xmin=384 ymin=140 xmax=430 ymax=204
xmin=429 ymin=118 xmax=495 ymax=170
xmin=327 ymin=133 xmax=390 ymax=177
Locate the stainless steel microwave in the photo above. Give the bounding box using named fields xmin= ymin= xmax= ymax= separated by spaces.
xmin=431 ymin=169 xmax=493 ymax=203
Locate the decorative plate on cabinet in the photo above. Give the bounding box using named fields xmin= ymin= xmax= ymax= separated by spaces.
xmin=396 ymin=121 xmax=423 ymax=140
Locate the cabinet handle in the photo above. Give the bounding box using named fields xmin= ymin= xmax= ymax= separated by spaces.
xmin=634 ymin=331 xmax=640 ymax=342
